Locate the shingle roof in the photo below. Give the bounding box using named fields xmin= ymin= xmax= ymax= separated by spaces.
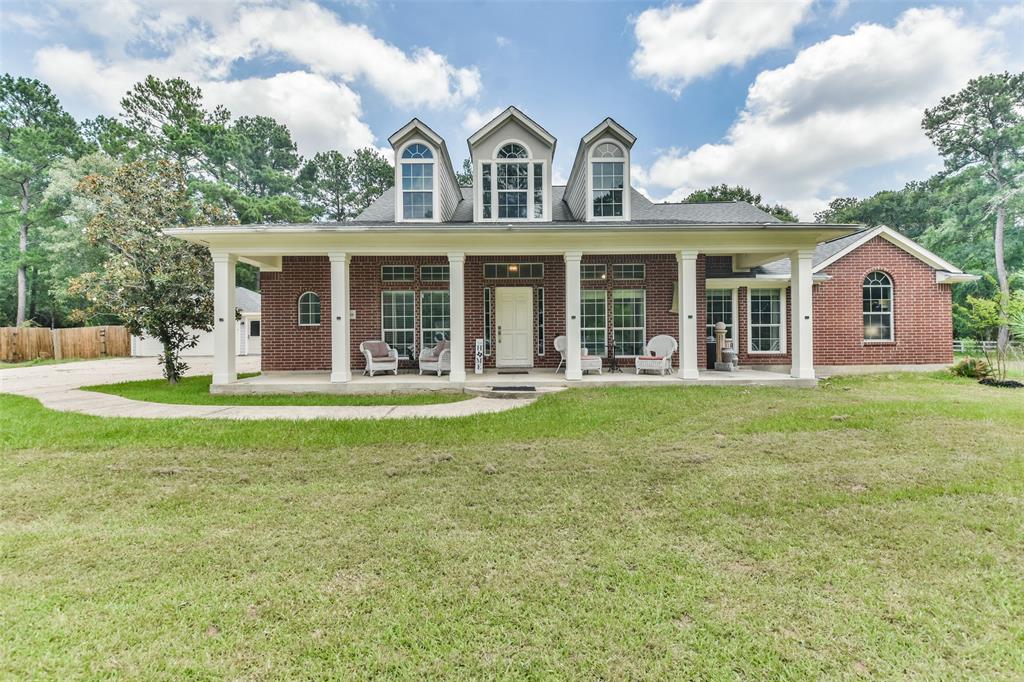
xmin=235 ymin=286 xmax=261 ymax=313
xmin=352 ymin=185 xmax=782 ymax=226
xmin=708 ymin=229 xmax=873 ymax=278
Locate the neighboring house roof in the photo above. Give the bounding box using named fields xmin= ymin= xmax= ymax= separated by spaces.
xmin=353 ymin=185 xmax=782 ymax=226
xmin=714 ymin=225 xmax=978 ymax=282
xmin=235 ymin=286 xmax=261 ymax=314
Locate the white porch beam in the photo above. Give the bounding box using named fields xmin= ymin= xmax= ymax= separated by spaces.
xmin=564 ymin=252 xmax=583 ymax=381
xmin=677 ymin=250 xmax=699 ymax=379
xmin=212 ymin=252 xmax=237 ymax=385
xmin=790 ymin=249 xmax=815 ymax=379
xmin=238 ymin=255 xmax=282 ymax=272
xmin=448 ymin=252 xmax=467 ymax=383
xmin=329 ymin=252 xmax=351 ymax=383
xmin=733 ymin=252 xmax=787 ymax=270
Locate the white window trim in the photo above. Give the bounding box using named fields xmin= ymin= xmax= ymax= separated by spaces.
xmin=420 ymin=289 xmax=450 ymax=348
xmin=580 ymin=263 xmax=608 ymax=281
xmin=536 ymin=287 xmax=546 ymax=356
xmin=746 ymin=286 xmax=787 ymax=355
xmin=580 ymin=289 xmax=608 ymax=357
xmin=587 ymin=137 xmax=630 ymax=222
xmin=706 ymin=286 xmax=738 ymax=342
xmin=381 ymin=264 xmax=416 ymax=282
xmin=612 ymin=262 xmax=645 ymax=280
xmin=297 ymin=291 xmax=321 ymax=327
xmin=475 ymin=138 xmax=550 ymax=222
xmin=863 ymin=271 xmax=894 ymax=343
xmin=395 ymin=139 xmax=439 ymax=223
xmin=612 ymin=288 xmax=646 ymax=357
xmin=381 ymin=290 xmax=416 ymax=352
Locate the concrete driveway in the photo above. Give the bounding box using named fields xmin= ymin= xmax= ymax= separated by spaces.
xmin=0 ymin=356 xmax=534 ymax=420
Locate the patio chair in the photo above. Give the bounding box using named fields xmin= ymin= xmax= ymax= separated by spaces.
xmin=360 ymin=340 xmax=399 ymax=377
xmin=635 ymin=335 xmax=678 ymax=376
xmin=418 ymin=340 xmax=451 ymax=376
xmin=554 ymin=335 xmax=603 ymax=375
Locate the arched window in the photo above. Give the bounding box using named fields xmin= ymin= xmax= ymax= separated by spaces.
xmin=400 ymin=142 xmax=434 ymax=220
xmin=497 ymin=143 xmax=528 ymax=159
xmin=863 ymin=272 xmax=893 ymax=341
xmin=298 ymin=291 xmax=321 ymax=326
xmin=591 ymin=141 xmax=625 ymax=218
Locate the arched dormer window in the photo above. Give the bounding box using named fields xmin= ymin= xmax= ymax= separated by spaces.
xmin=863 ymin=271 xmax=893 ymax=341
xmin=298 ymin=291 xmax=321 ymax=326
xmin=479 ymin=140 xmax=546 ymax=221
xmin=400 ymin=142 xmax=435 ymax=220
xmin=590 ymin=141 xmax=625 ymax=219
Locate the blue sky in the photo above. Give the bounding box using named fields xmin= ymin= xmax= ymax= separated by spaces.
xmin=2 ymin=0 xmax=1021 ymax=218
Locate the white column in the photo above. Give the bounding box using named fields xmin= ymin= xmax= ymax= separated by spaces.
xmin=564 ymin=252 xmax=583 ymax=381
xmin=790 ymin=249 xmax=815 ymax=379
xmin=212 ymin=252 xmax=237 ymax=385
xmin=677 ymin=250 xmax=699 ymax=379
xmin=329 ymin=252 xmax=351 ymax=383
xmin=448 ymin=252 xmax=466 ymax=383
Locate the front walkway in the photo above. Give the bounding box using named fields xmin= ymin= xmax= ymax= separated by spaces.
xmin=0 ymin=357 xmax=535 ymax=421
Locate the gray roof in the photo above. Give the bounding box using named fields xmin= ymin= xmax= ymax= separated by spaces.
xmin=709 ymin=229 xmax=872 ymax=278
xmin=353 ymin=185 xmax=783 ymax=226
xmin=235 ymin=286 xmax=261 ymax=313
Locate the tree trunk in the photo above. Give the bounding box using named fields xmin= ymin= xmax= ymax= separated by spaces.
xmin=995 ymin=203 xmax=1010 ymax=359
xmin=16 ymin=179 xmax=29 ymax=326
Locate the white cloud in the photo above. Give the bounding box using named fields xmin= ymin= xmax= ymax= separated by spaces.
xmin=25 ymin=0 xmax=481 ymax=155
xmin=495 ymin=35 xmax=510 ymax=48
xmin=643 ymin=7 xmax=1014 ymax=217
xmin=631 ymin=0 xmax=813 ymax=95
xmin=987 ymin=3 xmax=1024 ymax=29
xmin=461 ymin=106 xmax=504 ymax=135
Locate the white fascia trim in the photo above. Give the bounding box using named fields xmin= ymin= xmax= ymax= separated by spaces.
xmin=936 ymin=271 xmax=981 ymax=284
xmin=466 ymin=106 xmax=556 ymax=149
xmin=814 ymin=225 xmax=964 ymax=274
xmin=388 ymin=118 xmax=444 ymax=148
xmin=581 ymin=117 xmax=637 ymax=147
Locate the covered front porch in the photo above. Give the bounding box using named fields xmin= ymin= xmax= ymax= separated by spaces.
xmin=211 ymin=365 xmax=816 ymax=396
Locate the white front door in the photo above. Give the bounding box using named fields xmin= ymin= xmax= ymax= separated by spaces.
xmin=496 ymin=287 xmax=533 ymax=367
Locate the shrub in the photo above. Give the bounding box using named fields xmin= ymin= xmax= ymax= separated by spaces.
xmin=950 ymin=357 xmax=993 ymax=379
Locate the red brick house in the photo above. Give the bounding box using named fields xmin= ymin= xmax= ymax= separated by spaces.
xmin=169 ymin=107 xmax=976 ymax=392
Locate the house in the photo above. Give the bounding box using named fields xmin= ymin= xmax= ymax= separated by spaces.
xmin=131 ymin=286 xmax=261 ymax=357
xmin=167 ymin=107 xmax=976 ymax=391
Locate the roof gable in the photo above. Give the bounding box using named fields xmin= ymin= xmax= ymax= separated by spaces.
xmin=466 ymin=106 xmax=556 ymax=153
xmin=814 ymin=225 xmax=963 ymax=274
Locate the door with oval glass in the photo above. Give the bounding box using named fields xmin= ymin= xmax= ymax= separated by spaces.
xmin=495 ymin=286 xmax=533 ymax=367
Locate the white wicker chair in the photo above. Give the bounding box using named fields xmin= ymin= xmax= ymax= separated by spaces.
xmin=635 ymin=335 xmax=677 ymax=375
xmin=360 ymin=340 xmax=399 ymax=377
xmin=554 ymin=335 xmax=603 ymax=375
xmin=418 ymin=340 xmax=451 ymax=376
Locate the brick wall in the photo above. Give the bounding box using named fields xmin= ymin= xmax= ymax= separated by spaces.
xmin=812 ymin=236 xmax=953 ymax=365
xmin=260 ymin=254 xmax=693 ymax=372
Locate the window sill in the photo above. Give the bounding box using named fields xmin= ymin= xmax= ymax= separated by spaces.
xmin=862 ymin=340 xmax=896 ymax=346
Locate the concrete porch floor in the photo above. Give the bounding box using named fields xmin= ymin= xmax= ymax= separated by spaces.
xmin=212 ymin=366 xmax=816 ymax=395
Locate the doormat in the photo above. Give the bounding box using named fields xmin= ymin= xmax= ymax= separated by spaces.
xmin=491 ymin=386 xmax=536 ymax=391
xmin=497 ymin=370 xmax=529 ymax=374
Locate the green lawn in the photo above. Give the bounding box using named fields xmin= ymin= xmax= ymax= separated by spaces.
xmin=1 ymin=373 xmax=1022 ymax=678
xmin=83 ymin=373 xmax=468 ymax=406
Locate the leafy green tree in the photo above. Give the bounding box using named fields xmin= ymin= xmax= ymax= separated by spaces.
xmin=0 ymin=74 xmax=83 ymax=325
xmin=683 ymin=184 xmax=799 ymax=221
xmin=299 ymin=147 xmax=392 ymax=221
xmin=956 ymin=283 xmax=1024 ymax=379
xmin=455 ymin=158 xmax=473 ymax=186
xmin=814 ymin=182 xmax=944 ymax=239
xmin=68 ymin=160 xmax=233 ymax=382
xmin=923 ymin=72 xmax=1024 ymax=356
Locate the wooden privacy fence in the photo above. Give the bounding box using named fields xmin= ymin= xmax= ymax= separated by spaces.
xmin=0 ymin=326 xmax=130 ymax=363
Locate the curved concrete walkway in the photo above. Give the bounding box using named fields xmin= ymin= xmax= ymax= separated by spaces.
xmin=0 ymin=357 xmax=535 ymax=421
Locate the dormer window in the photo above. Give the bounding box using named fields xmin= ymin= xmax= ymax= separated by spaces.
xmin=400 ymin=142 xmax=434 ymax=220
xmin=590 ymin=142 xmax=625 ymax=218
xmin=478 ymin=141 xmax=547 ymax=221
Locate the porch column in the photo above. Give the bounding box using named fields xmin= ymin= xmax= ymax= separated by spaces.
xmin=790 ymin=249 xmax=815 ymax=379
xmin=212 ymin=252 xmax=237 ymax=385
xmin=564 ymin=251 xmax=583 ymax=381
xmin=329 ymin=252 xmax=351 ymax=383
xmin=448 ymin=252 xmax=466 ymax=383
xmin=677 ymin=250 xmax=699 ymax=379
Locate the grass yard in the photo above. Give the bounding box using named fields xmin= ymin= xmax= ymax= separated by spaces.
xmin=1 ymin=372 xmax=1022 ymax=678
xmin=83 ymin=373 xmax=468 ymax=406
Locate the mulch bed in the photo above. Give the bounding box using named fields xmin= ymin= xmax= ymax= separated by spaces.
xmin=979 ymin=378 xmax=1024 ymax=389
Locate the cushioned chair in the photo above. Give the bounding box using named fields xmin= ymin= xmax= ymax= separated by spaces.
xmin=554 ymin=335 xmax=603 ymax=375
xmin=418 ymin=340 xmax=451 ymax=376
xmin=635 ymin=335 xmax=677 ymax=376
xmin=360 ymin=340 xmax=399 ymax=377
